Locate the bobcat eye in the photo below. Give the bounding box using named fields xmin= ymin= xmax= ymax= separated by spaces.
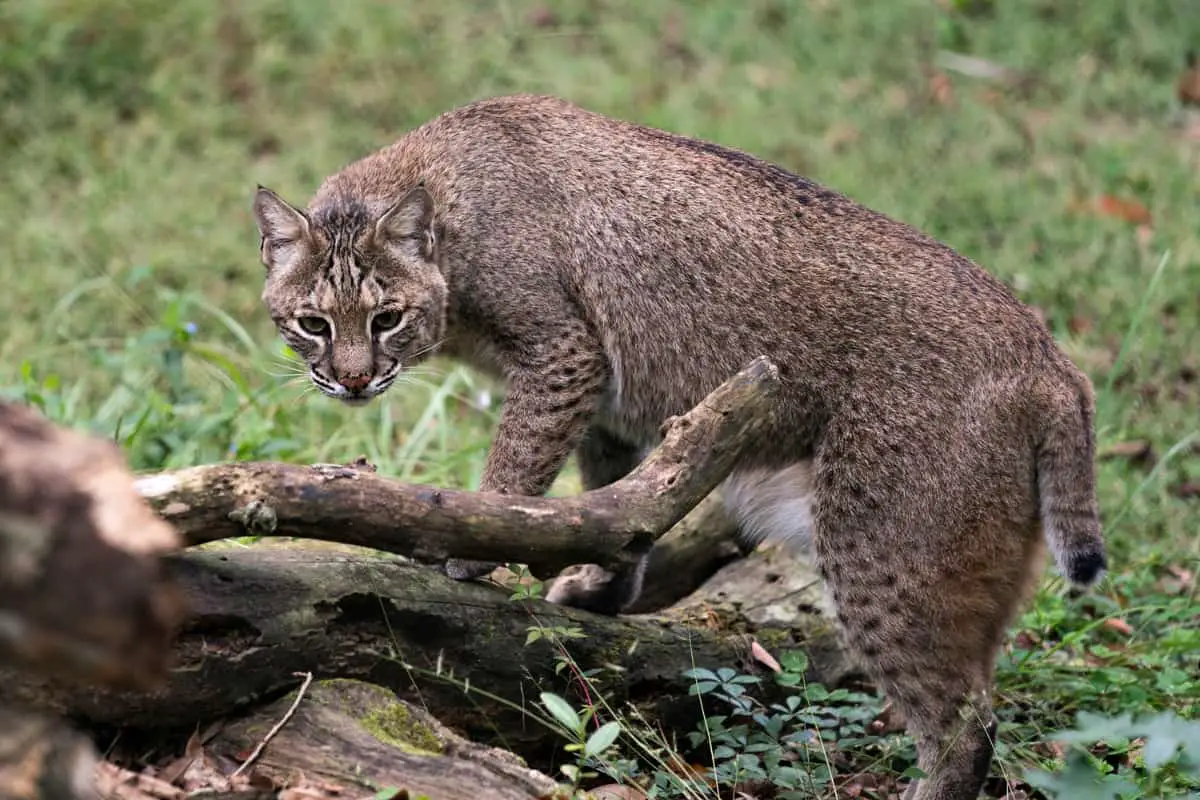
xmin=372 ymin=310 xmax=403 ymax=334
xmin=297 ymin=316 xmax=329 ymax=336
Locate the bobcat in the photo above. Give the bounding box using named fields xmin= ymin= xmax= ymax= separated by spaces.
xmin=252 ymin=94 xmax=1106 ymax=800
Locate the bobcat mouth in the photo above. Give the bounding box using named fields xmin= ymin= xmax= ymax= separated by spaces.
xmin=309 ymin=369 xmax=377 ymax=405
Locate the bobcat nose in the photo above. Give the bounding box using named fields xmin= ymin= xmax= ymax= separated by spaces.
xmin=338 ymin=373 xmax=372 ymax=392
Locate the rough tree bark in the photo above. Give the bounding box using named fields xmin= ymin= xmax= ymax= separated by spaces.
xmin=0 ymin=402 xmax=187 ymax=800
xmin=0 ymin=543 xmax=850 ymax=767
xmin=131 ymin=356 xmax=783 ymax=580
xmin=93 ymin=680 xmax=562 ymax=800
xmin=0 ymin=358 xmax=853 ymax=795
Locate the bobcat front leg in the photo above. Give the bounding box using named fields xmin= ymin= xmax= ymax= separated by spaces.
xmin=444 ymin=319 xmax=609 ymax=580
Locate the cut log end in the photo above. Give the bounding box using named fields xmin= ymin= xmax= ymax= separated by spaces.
xmin=0 ymin=402 xmax=187 ymax=691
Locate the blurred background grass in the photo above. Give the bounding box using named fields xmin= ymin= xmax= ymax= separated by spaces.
xmin=0 ymin=0 xmax=1197 ymax=785
xmin=3 ymin=0 xmax=1196 ymax=521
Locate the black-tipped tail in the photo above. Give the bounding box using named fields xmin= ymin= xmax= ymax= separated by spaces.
xmin=1036 ymin=376 xmax=1107 ymax=588
xmin=1061 ymin=546 xmax=1108 ymax=586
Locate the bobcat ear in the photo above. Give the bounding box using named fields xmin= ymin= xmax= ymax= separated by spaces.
xmin=374 ymin=185 xmax=436 ymax=263
xmin=253 ymin=185 xmax=312 ymax=272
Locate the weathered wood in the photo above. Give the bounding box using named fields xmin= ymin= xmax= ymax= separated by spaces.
xmin=132 ymin=357 xmax=781 ymax=578
xmin=0 ymin=402 xmax=188 ymax=800
xmin=0 ymin=544 xmax=850 ymax=767
xmin=205 ymin=679 xmax=560 ymax=799
xmin=0 ymin=402 xmax=186 ymax=690
xmin=0 ymin=706 xmax=99 ymax=800
xmin=0 ymin=359 xmax=842 ymax=793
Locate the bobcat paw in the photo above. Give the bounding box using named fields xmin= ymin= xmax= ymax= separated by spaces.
xmin=545 ymin=563 xmax=624 ymax=616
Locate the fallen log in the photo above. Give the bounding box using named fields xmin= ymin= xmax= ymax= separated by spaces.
xmin=0 ymin=402 xmax=185 ymax=690
xmin=0 ymin=357 xmax=857 ymax=792
xmin=96 ymin=679 xmax=560 ymax=800
xmin=204 ymin=679 xmax=559 ymax=800
xmin=132 ymin=356 xmax=781 ymax=580
xmin=0 ymin=543 xmax=852 ymax=769
xmin=0 ymin=402 xmax=187 ymax=800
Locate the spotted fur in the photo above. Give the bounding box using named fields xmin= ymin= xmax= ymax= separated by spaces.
xmin=253 ymin=95 xmax=1106 ymax=800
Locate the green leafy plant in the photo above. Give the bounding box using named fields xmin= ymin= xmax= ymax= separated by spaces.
xmin=1024 ymin=711 xmax=1200 ymax=799
xmin=672 ymin=652 xmax=900 ymax=798
xmin=540 ymin=691 xmax=624 ymax=790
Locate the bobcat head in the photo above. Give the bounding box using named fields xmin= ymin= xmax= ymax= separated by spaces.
xmin=252 ymin=185 xmax=447 ymax=405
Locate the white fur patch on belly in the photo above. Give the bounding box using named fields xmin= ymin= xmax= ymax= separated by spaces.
xmin=720 ymin=461 xmax=816 ymax=551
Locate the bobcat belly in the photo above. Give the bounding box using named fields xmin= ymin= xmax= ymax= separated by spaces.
xmin=720 ymin=461 xmax=817 ymax=551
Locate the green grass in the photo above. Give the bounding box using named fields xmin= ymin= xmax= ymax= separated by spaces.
xmin=2 ymin=0 xmax=1197 ymax=796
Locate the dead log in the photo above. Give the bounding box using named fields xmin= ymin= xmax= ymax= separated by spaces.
xmin=0 ymin=358 xmax=852 ymax=788
xmin=0 ymin=543 xmax=852 ymax=769
xmin=203 ymin=679 xmax=558 ymax=800
xmin=94 ymin=679 xmax=559 ymax=800
xmin=132 ymin=356 xmax=781 ymax=580
xmin=0 ymin=402 xmax=188 ymax=800
xmin=0 ymin=402 xmax=185 ymax=689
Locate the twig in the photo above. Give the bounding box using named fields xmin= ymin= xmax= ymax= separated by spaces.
xmin=229 ymin=671 xmax=314 ymax=778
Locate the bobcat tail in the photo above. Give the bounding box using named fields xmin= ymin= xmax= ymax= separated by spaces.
xmin=1036 ymin=373 xmax=1107 ymax=587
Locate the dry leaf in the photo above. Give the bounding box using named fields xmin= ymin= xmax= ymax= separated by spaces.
xmin=1167 ymin=564 xmax=1195 ymax=581
xmin=94 ymin=762 xmax=186 ymax=800
xmin=665 ymin=756 xmax=714 ymax=787
xmin=1012 ymin=629 xmax=1041 ymax=651
xmin=1037 ymin=740 xmax=1067 ymax=761
xmin=1102 ymin=618 xmax=1134 ymax=636
xmin=1068 ymin=314 xmax=1094 ymax=334
xmin=527 ymin=6 xmax=558 ymax=28
xmin=927 ymin=70 xmax=955 ymax=106
xmin=745 ymin=63 xmax=780 ymax=90
xmin=588 ymin=784 xmax=649 ymax=799
xmin=278 ymin=775 xmax=349 ymax=800
xmin=823 ymin=122 xmax=860 ymax=153
xmin=158 ymin=729 xmax=207 ymax=786
xmin=1177 ymin=51 xmax=1200 ymax=106
xmin=750 ymin=639 xmax=782 ymax=672
xmin=1158 ymin=564 xmax=1195 ymax=595
xmin=1095 ymin=194 xmax=1153 ymax=225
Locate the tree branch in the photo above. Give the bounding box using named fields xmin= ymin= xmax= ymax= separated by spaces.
xmin=134 ymin=356 xmax=781 ymax=577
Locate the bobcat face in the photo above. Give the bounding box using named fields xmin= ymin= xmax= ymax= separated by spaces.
xmin=252 ymin=185 xmax=448 ymax=405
